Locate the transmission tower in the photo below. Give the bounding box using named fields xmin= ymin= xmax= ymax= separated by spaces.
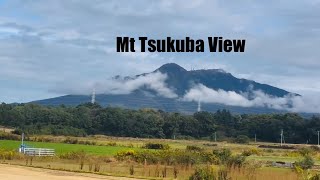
xmin=91 ymin=88 xmax=96 ymax=104
xmin=197 ymin=99 xmax=201 ymax=112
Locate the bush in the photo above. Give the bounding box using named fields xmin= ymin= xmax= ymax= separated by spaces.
xmin=226 ymin=155 xmax=246 ymax=168
xmin=295 ymin=155 xmax=314 ymax=170
xmin=263 ymin=149 xmax=274 ymax=153
xmin=0 ymin=132 xmax=20 ymax=140
xmin=115 ymin=149 xmax=216 ymax=165
xmin=63 ymin=137 xmax=78 ymax=144
xmin=203 ymin=143 xmax=218 ymax=147
xmin=310 ymin=145 xmax=320 ymax=151
xmin=234 ymin=135 xmax=250 ymax=144
xmin=59 ymin=150 xmax=87 ymax=160
xmin=298 ymin=147 xmax=314 ymax=156
xmin=107 ymin=142 xmax=117 ymax=146
xmin=33 ymin=137 xmax=54 ymax=142
xmin=286 ymin=151 xmax=300 ymax=157
xmin=186 ymin=145 xmax=204 ymax=152
xmin=78 ymin=140 xmax=96 ymax=145
xmin=189 ymin=167 xmax=216 ymax=180
xmin=0 ymin=149 xmax=24 ymax=160
xmin=213 ymin=149 xmax=232 ymax=164
xmin=115 ymin=150 xmax=136 ymax=161
xmin=143 ymin=143 xmax=170 ymax=150
xmin=242 ymin=148 xmax=261 ymax=156
xmin=310 ymin=174 xmax=320 ymax=180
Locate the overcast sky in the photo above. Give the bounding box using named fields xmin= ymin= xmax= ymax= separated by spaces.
xmin=0 ymin=0 xmax=320 ymax=104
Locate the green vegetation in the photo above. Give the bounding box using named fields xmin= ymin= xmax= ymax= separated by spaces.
xmin=3 ymin=102 xmax=320 ymax=179
xmin=189 ymin=167 xmax=217 ymax=180
xmin=0 ymin=140 xmax=137 ymax=155
xmin=143 ymin=143 xmax=170 ymax=150
xmin=1 ymin=102 xmax=320 ymax=144
xmin=1 ymin=135 xmax=320 ymax=179
xmin=234 ymin=135 xmax=250 ymax=144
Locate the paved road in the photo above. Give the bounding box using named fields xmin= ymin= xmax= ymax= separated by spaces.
xmin=0 ymin=164 xmax=140 ymax=180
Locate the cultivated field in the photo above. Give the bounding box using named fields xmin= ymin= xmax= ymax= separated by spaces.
xmin=1 ymin=134 xmax=320 ymax=179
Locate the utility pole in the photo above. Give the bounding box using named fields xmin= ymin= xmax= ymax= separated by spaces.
xmin=214 ymin=132 xmax=217 ymax=142
xmin=280 ymin=129 xmax=283 ymax=146
xmin=318 ymin=131 xmax=319 ymax=146
xmin=21 ymin=132 xmax=24 ymax=146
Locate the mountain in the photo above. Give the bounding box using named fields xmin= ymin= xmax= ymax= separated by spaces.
xmin=32 ymin=63 xmax=297 ymax=114
xmin=155 ymin=63 xmax=292 ymax=97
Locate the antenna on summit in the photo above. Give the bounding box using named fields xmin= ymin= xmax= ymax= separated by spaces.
xmin=91 ymin=88 xmax=96 ymax=104
xmin=197 ymin=99 xmax=201 ymax=112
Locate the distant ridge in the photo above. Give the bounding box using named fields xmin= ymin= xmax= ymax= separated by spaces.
xmin=32 ymin=63 xmax=298 ymax=114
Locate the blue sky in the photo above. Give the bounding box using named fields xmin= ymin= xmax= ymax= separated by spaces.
xmin=0 ymin=0 xmax=320 ymax=106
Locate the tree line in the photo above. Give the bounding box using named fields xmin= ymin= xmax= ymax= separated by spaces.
xmin=0 ymin=102 xmax=319 ymax=144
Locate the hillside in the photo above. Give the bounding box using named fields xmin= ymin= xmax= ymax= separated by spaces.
xmin=32 ymin=63 xmax=296 ymax=114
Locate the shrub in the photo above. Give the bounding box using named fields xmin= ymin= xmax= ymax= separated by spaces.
xmin=11 ymin=129 xmax=23 ymax=135
xmin=0 ymin=131 xmax=20 ymax=140
xmin=299 ymin=147 xmax=314 ymax=156
xmin=203 ymin=143 xmax=218 ymax=147
xmin=310 ymin=174 xmax=320 ymax=180
xmin=107 ymin=142 xmax=117 ymax=146
xmin=263 ymin=148 xmax=274 ymax=153
xmin=59 ymin=150 xmax=87 ymax=160
xmin=234 ymin=135 xmax=250 ymax=144
xmin=115 ymin=150 xmax=136 ymax=161
xmin=115 ymin=149 xmax=215 ymax=166
xmin=226 ymin=155 xmax=246 ymax=169
xmin=295 ymin=155 xmax=314 ymax=170
xmin=143 ymin=143 xmax=170 ymax=150
xmin=189 ymin=167 xmax=216 ymax=180
xmin=33 ymin=137 xmax=54 ymax=142
xmin=189 ymin=167 xmax=231 ymax=180
xmin=186 ymin=145 xmax=204 ymax=152
xmin=310 ymin=145 xmax=320 ymax=151
xmin=213 ymin=149 xmax=232 ymax=164
xmin=242 ymin=148 xmax=261 ymax=156
xmin=286 ymin=151 xmax=300 ymax=157
xmin=63 ymin=137 xmax=78 ymax=144
xmin=0 ymin=149 xmax=24 ymax=160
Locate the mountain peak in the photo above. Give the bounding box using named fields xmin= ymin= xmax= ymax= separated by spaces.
xmin=156 ymin=63 xmax=187 ymax=73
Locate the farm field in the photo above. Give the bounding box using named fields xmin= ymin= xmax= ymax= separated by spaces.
xmin=1 ymin=135 xmax=320 ymax=179
xmin=0 ymin=140 xmax=139 ymax=156
xmin=1 ymin=136 xmax=319 ymax=164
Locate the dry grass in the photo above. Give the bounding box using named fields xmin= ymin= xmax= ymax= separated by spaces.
xmin=2 ymin=134 xmax=320 ymax=179
xmin=1 ymin=157 xmax=302 ymax=180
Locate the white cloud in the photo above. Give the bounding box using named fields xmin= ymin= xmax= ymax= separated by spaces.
xmin=182 ymin=84 xmax=320 ymax=113
xmin=182 ymin=84 xmax=252 ymax=107
xmin=52 ymin=71 xmax=177 ymax=98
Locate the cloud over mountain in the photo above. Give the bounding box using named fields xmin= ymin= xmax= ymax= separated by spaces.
xmin=41 ymin=63 xmax=320 ymax=114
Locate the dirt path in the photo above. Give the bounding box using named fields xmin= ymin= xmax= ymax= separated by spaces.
xmin=0 ymin=164 xmax=141 ymax=180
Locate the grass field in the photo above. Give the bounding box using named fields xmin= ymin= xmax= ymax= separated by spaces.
xmin=0 ymin=140 xmax=138 ymax=155
xmin=1 ymin=135 xmax=320 ymax=179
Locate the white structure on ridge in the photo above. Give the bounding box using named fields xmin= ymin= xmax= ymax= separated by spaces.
xmin=197 ymin=99 xmax=201 ymax=112
xmin=91 ymin=88 xmax=96 ymax=104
